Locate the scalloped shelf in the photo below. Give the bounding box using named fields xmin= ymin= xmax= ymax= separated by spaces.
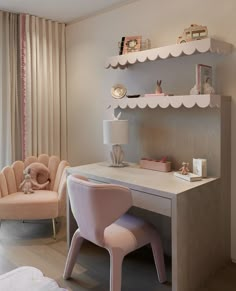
xmin=105 ymin=38 xmax=233 ymax=69
xmin=111 ymin=94 xmax=224 ymax=109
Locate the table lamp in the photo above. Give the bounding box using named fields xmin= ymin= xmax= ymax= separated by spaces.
xmin=103 ymin=118 xmax=128 ymax=167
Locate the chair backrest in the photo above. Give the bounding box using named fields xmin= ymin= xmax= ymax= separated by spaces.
xmin=67 ymin=174 xmax=133 ymax=247
xmin=24 ymin=154 xmax=61 ymax=190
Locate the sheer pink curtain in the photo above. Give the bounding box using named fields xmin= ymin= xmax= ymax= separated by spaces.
xmin=0 ymin=11 xmax=20 ymax=169
xmin=19 ymin=14 xmax=67 ymax=160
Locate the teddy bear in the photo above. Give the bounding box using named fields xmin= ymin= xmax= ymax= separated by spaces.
xmin=179 ymin=162 xmax=190 ymax=175
xmin=19 ymin=168 xmax=35 ymax=194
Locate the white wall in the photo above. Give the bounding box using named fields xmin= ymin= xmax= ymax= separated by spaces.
xmin=66 ymin=0 xmax=236 ymax=260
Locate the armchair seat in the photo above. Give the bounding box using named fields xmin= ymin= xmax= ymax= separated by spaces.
xmin=0 ymin=191 xmax=58 ymax=220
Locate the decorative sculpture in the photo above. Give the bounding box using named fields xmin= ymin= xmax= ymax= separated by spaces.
xmin=179 ymin=162 xmax=190 ymax=175
xmin=155 ymin=80 xmax=163 ymax=94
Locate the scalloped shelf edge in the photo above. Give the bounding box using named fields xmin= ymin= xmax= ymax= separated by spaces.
xmin=105 ymin=38 xmax=233 ymax=69
xmin=110 ymin=94 xmax=225 ymax=109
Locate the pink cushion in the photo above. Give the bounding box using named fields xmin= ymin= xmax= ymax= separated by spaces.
xmin=25 ymin=162 xmax=50 ymax=184
xmin=0 ymin=191 xmax=58 ymax=220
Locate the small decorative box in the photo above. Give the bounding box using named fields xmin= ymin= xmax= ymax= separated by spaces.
xmin=140 ymin=158 xmax=171 ymax=172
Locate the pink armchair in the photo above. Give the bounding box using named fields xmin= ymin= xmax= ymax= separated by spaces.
xmin=64 ymin=174 xmax=166 ymax=291
xmin=0 ymin=154 xmax=69 ymax=238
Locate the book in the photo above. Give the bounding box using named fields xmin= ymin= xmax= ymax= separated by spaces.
xmin=174 ymin=171 xmax=202 ymax=182
xmin=196 ymin=64 xmax=212 ymax=94
xmin=119 ymin=36 xmax=125 ymax=55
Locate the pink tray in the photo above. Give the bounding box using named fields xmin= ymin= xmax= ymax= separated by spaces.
xmin=140 ymin=159 xmax=171 ymax=172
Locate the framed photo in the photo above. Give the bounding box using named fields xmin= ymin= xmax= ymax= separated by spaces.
xmin=196 ymin=64 xmax=212 ymax=94
xmin=122 ymin=35 xmax=142 ymax=54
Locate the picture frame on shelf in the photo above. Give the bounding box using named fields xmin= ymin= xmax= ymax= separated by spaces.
xmin=196 ymin=64 xmax=213 ymax=94
xmin=122 ymin=35 xmax=142 ymax=54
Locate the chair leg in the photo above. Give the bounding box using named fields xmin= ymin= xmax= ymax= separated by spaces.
xmin=52 ymin=218 xmax=56 ymax=240
xmin=63 ymin=229 xmax=84 ymax=279
xmin=109 ymin=249 xmax=124 ymax=291
xmin=151 ymin=233 xmax=167 ymax=283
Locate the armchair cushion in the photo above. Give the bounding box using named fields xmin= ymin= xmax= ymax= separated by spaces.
xmin=0 ymin=191 xmax=58 ymax=220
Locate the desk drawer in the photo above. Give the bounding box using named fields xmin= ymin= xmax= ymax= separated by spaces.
xmin=131 ymin=190 xmax=171 ymax=217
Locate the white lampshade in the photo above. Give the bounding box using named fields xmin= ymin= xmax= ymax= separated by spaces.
xmin=103 ymin=120 xmax=128 ymax=145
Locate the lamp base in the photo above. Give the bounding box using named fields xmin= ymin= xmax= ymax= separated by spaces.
xmin=109 ymin=162 xmax=129 ymax=168
xmin=109 ymin=144 xmax=126 ymax=167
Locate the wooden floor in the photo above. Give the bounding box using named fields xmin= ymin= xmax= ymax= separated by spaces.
xmin=0 ymin=219 xmax=235 ymax=291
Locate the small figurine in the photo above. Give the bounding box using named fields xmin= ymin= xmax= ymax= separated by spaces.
xmin=203 ymin=77 xmax=215 ymax=94
xmin=155 ymin=80 xmax=163 ymax=94
xmin=190 ymin=84 xmax=199 ymax=95
xmin=179 ymin=162 xmax=190 ymax=175
xmin=19 ymin=169 xmax=34 ymax=194
xmin=112 ymin=112 xmax=121 ymax=120
xmin=177 ymin=24 xmax=208 ymax=44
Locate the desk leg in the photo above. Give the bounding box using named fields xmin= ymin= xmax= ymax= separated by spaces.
xmin=171 ymin=179 xmax=228 ymax=291
xmin=171 ymin=197 xmax=178 ymax=291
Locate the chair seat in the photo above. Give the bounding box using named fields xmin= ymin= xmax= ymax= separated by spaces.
xmin=104 ymin=214 xmax=155 ymax=254
xmin=0 ymin=191 xmax=58 ymax=220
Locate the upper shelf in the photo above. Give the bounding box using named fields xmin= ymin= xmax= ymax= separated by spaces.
xmin=105 ymin=38 xmax=233 ymax=69
xmin=111 ymin=94 xmax=226 ymax=109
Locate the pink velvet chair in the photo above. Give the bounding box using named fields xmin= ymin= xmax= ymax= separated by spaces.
xmin=63 ymin=174 xmax=166 ymax=291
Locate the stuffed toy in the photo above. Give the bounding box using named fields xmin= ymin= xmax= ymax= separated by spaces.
xmin=155 ymin=80 xmax=163 ymax=94
xmin=24 ymin=162 xmax=50 ymax=190
xmin=19 ymin=169 xmax=35 ymax=194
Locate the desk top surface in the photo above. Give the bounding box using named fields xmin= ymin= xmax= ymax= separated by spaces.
xmin=67 ymin=162 xmax=218 ymax=199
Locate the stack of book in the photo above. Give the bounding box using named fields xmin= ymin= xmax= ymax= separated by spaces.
xmin=174 ymin=172 xmax=202 ymax=182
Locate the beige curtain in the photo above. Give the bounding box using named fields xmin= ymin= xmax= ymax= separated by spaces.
xmin=20 ymin=14 xmax=67 ymax=160
xmin=0 ymin=11 xmax=19 ymax=169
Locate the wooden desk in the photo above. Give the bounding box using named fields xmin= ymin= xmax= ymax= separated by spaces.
xmin=67 ymin=163 xmax=226 ymax=291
